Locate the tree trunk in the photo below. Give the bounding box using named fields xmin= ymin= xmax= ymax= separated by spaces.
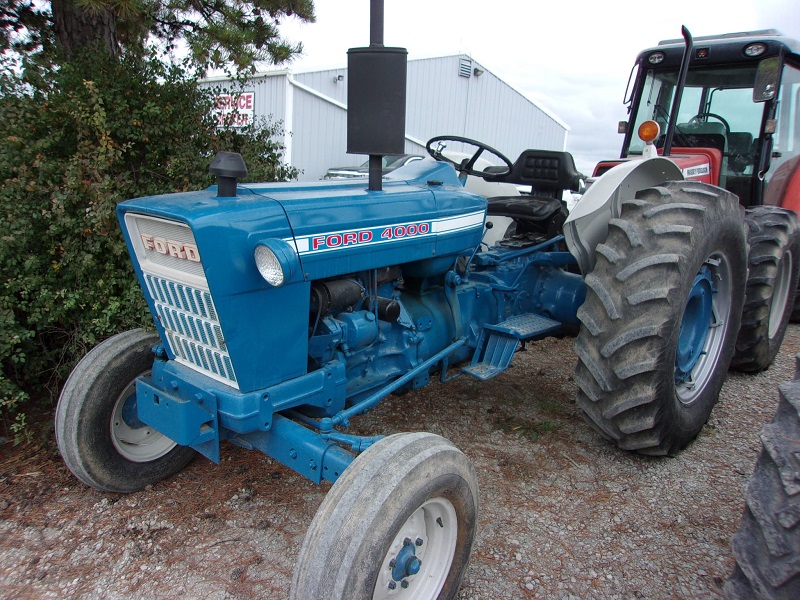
xmin=51 ymin=0 xmax=119 ymax=60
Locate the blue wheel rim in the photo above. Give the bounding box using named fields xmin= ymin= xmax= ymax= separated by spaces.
xmin=675 ymin=266 xmax=714 ymax=383
xmin=674 ymin=255 xmax=733 ymax=406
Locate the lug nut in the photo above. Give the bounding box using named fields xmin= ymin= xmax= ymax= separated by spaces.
xmin=401 ymin=580 xmax=409 ymax=589
xmin=388 ymin=581 xmax=396 ymax=590
xmin=415 ymin=537 xmax=423 ymax=546
xmin=389 ymin=558 xmax=396 ymax=568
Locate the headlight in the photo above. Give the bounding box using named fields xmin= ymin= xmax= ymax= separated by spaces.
xmin=744 ymin=42 xmax=767 ymax=57
xmin=254 ymin=239 xmax=300 ymax=287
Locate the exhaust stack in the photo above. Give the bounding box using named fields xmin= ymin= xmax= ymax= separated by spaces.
xmin=346 ymin=0 xmax=408 ymax=191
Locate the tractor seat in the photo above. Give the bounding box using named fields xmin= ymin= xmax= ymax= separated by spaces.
xmin=485 ymin=149 xmax=582 ymax=197
xmin=485 ymin=149 xmax=581 ymax=223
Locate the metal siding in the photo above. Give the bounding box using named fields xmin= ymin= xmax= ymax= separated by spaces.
xmin=291 ymin=86 xmax=352 ymax=181
xmin=405 ymin=56 xmax=567 ymax=161
xmin=406 ymin=56 xmax=471 ymax=144
xmin=203 ymin=56 xmax=568 ymax=182
xmin=296 ymin=69 xmax=348 ymax=106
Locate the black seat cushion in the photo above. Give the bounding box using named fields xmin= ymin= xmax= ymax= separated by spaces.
xmin=487 ymin=196 xmax=563 ymax=222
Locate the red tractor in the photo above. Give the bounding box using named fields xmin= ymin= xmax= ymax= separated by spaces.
xmin=585 ymin=28 xmax=800 ymax=598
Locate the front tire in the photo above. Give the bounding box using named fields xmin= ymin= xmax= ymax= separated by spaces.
xmin=731 ymin=206 xmax=800 ymax=372
xmin=574 ymin=181 xmax=747 ymax=455
xmin=55 ymin=329 xmax=195 ymax=493
xmin=291 ymin=432 xmax=479 ymax=600
xmin=724 ymin=356 xmax=800 ymax=599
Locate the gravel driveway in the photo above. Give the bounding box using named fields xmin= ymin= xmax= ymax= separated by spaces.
xmin=2 ymin=326 xmax=797 ymax=599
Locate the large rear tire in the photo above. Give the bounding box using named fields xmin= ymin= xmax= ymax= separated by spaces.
xmin=55 ymin=329 xmax=195 ymax=493
xmin=724 ymin=356 xmax=800 ymax=599
xmin=574 ymin=181 xmax=747 ymax=455
xmin=731 ymin=206 xmax=800 ymax=373
xmin=291 ymin=432 xmax=478 ymax=600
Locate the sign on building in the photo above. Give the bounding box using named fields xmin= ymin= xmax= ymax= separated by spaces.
xmin=214 ymin=92 xmax=255 ymax=127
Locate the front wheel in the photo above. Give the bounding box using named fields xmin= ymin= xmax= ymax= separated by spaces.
xmin=291 ymin=432 xmax=479 ymax=599
xmin=55 ymin=329 xmax=195 ymax=493
xmin=573 ymin=181 xmax=747 ymax=455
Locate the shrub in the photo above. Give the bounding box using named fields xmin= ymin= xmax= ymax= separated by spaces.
xmin=0 ymin=50 xmax=298 ymax=440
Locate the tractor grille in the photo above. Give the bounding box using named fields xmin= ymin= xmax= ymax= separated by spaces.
xmin=124 ymin=213 xmax=237 ymax=388
xmin=144 ymin=274 xmax=238 ymax=387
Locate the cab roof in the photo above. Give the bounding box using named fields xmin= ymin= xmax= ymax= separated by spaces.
xmin=635 ymin=29 xmax=800 ymax=67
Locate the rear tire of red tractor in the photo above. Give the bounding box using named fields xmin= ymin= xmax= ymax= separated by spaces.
xmin=724 ymin=356 xmax=800 ymax=599
xmin=731 ymin=206 xmax=800 ymax=373
xmin=291 ymin=432 xmax=478 ymax=600
xmin=573 ymin=181 xmax=747 ymax=455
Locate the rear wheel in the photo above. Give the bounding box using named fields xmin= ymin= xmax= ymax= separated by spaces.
xmin=573 ymin=181 xmax=747 ymax=455
xmin=731 ymin=206 xmax=800 ymax=372
xmin=291 ymin=432 xmax=478 ymax=600
xmin=724 ymin=357 xmax=800 ymax=599
xmin=55 ymin=329 xmax=194 ymax=493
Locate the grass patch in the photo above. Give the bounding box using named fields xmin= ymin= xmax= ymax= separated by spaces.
xmin=497 ymin=416 xmax=556 ymax=442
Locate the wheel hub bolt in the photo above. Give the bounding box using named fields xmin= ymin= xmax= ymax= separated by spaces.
xmin=401 ymin=580 xmax=409 ymax=589
xmin=415 ymin=537 xmax=423 ymax=546
xmin=406 ymin=557 xmax=421 ymax=575
xmin=388 ymin=581 xmax=396 ymax=590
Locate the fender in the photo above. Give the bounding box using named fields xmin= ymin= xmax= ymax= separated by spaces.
xmin=564 ymin=157 xmax=683 ymax=274
xmin=764 ymin=156 xmax=800 ymax=214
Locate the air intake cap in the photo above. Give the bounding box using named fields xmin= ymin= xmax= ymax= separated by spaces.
xmin=210 ymin=151 xmax=248 ymax=197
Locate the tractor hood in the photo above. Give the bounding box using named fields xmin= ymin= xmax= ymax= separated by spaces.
xmin=117 ymin=160 xmax=487 ymax=287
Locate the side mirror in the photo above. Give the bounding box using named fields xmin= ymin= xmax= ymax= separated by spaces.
xmin=753 ymin=57 xmax=781 ymax=103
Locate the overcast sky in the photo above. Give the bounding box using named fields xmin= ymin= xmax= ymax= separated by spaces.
xmin=278 ymin=0 xmax=799 ymax=175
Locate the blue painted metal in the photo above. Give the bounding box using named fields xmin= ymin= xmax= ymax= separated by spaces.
xmin=676 ymin=266 xmax=715 ymax=383
xmin=392 ymin=540 xmax=421 ymax=581
xmin=464 ymin=313 xmax=562 ymax=381
xmin=322 ymin=337 xmax=467 ymax=431
xmin=115 ymin=158 xmax=590 ymax=485
xmin=120 ymin=392 xmax=145 ymax=429
xmin=234 ymin=414 xmax=355 ymax=484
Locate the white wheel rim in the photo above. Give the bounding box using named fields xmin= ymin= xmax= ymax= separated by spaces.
xmin=768 ymin=250 xmax=792 ymax=340
xmin=110 ymin=376 xmax=177 ymax=463
xmin=372 ymin=497 xmax=458 ymax=599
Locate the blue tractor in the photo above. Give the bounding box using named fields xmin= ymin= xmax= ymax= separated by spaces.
xmin=54 ymin=22 xmax=800 ymax=600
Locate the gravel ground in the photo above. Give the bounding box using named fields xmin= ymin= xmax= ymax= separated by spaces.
xmin=1 ymin=326 xmax=798 ymax=599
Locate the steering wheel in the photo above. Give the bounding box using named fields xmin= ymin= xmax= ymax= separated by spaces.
xmin=426 ymin=135 xmax=513 ymax=178
xmin=687 ymin=112 xmax=731 ymax=135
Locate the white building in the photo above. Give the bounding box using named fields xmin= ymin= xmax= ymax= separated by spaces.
xmin=203 ymin=55 xmax=569 ymax=182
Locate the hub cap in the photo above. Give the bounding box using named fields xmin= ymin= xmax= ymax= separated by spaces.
xmin=111 ymin=376 xmax=177 ymax=462
xmin=373 ymin=497 xmax=458 ymax=599
xmin=675 ymin=257 xmax=733 ymax=405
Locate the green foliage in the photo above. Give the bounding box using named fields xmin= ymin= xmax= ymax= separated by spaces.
xmin=2 ymin=0 xmax=314 ymax=70
xmin=0 ymin=48 xmax=298 ymax=440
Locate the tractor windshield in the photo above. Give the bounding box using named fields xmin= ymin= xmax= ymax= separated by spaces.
xmin=626 ymin=63 xmax=766 ymax=201
xmin=629 ymin=65 xmax=765 ymax=158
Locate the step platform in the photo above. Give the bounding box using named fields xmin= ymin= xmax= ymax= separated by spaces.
xmin=462 ymin=313 xmax=561 ymax=381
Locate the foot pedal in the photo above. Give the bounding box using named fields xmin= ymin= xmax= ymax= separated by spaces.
xmin=463 ymin=314 xmax=561 ymax=381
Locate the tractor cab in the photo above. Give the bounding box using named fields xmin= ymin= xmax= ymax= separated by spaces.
xmin=600 ymin=30 xmax=800 ymax=212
